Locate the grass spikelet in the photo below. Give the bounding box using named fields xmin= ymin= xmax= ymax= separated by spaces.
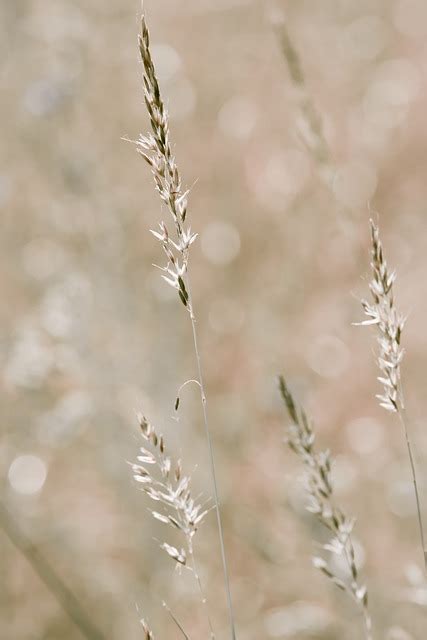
xmin=359 ymin=220 xmax=405 ymax=413
xmin=132 ymin=413 xmax=215 ymax=637
xmin=278 ymin=376 xmax=373 ymax=640
xmin=133 ymin=414 xmax=209 ymax=565
xmin=359 ymin=219 xmax=426 ymax=570
xmin=136 ymin=15 xmax=196 ymax=311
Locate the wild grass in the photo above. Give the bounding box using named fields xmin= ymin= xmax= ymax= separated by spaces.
xmin=131 ymin=9 xmax=423 ymax=640
xmin=278 ymin=376 xmax=372 ymax=639
xmin=132 ymin=414 xmax=213 ymax=637
xmin=131 ymin=12 xmax=235 ymax=639
xmin=358 ymin=219 xmax=426 ymax=569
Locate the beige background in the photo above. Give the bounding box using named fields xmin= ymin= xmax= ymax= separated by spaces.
xmin=2 ymin=0 xmax=427 ymax=638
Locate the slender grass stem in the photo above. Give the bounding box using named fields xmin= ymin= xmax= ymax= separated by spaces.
xmin=162 ymin=601 xmax=191 ymax=640
xmin=398 ymin=408 xmax=427 ymax=570
xmin=187 ymin=276 xmax=236 ymax=640
xmin=326 ymin=509 xmax=373 ymax=639
xmin=342 ymin=545 xmax=373 ymax=640
xmin=188 ymin=539 xmax=215 ymax=639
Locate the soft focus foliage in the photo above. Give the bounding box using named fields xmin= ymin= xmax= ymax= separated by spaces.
xmin=2 ymin=0 xmax=427 ymax=638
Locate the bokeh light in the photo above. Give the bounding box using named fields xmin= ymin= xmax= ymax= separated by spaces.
xmin=8 ymin=455 xmax=48 ymax=495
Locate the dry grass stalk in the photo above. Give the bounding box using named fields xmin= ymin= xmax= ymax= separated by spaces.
xmin=278 ymin=376 xmax=373 ymax=640
xmin=359 ymin=220 xmax=405 ymax=413
xmin=141 ymin=618 xmax=155 ymax=640
xmin=272 ymin=15 xmax=329 ymax=166
xmin=133 ymin=414 xmax=214 ymax=637
xmin=162 ymin=601 xmax=191 ymax=640
xmin=133 ymin=12 xmax=236 ymax=638
xmin=359 ymin=219 xmax=426 ymax=569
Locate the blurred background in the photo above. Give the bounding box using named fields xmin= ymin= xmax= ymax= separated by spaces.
xmin=2 ymin=0 xmax=427 ymax=638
